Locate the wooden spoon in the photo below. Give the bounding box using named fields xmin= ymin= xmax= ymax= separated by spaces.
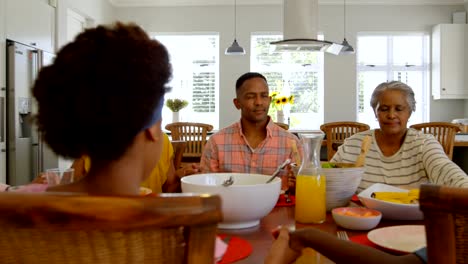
xmin=355 ymin=135 xmax=372 ymax=167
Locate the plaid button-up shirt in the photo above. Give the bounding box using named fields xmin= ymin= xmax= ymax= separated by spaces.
xmin=200 ymin=118 xmax=303 ymax=178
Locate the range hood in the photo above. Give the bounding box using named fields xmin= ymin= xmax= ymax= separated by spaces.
xmin=271 ymin=0 xmax=343 ymax=55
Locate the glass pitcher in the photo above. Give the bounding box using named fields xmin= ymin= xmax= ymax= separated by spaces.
xmin=295 ymin=132 xmax=326 ymax=224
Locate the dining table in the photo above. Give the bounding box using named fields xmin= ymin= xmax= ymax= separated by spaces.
xmin=219 ymin=204 xmax=424 ymax=264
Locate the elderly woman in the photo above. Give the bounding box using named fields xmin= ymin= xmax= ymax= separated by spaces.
xmin=332 ymin=81 xmax=468 ymax=192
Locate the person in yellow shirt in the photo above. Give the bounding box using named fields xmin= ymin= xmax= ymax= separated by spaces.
xmin=71 ymin=133 xmax=181 ymax=193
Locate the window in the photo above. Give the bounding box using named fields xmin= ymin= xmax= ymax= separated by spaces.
xmin=357 ymin=34 xmax=430 ymax=128
xmin=250 ymin=34 xmax=324 ymax=130
xmin=152 ymin=34 xmax=220 ymax=129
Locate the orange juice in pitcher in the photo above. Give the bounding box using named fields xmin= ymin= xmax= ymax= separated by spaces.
xmin=295 ymin=132 xmax=326 ymax=224
xmin=295 ymin=174 xmax=326 ymax=223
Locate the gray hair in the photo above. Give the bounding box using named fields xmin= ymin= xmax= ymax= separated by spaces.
xmin=370 ymin=81 xmax=416 ymax=113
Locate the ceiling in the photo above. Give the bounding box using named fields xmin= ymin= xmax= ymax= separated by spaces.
xmin=108 ymin=0 xmax=467 ymax=7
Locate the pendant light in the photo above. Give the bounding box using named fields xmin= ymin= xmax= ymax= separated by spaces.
xmin=225 ymin=0 xmax=245 ymax=55
xmin=340 ymin=0 xmax=355 ymax=55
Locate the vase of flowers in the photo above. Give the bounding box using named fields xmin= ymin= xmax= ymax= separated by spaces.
xmin=270 ymin=92 xmax=294 ymax=123
xmin=166 ymin=99 xmax=188 ymax=123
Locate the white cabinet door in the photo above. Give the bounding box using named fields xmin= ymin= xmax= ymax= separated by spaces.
xmin=6 ymin=0 xmax=55 ymax=53
xmin=432 ymin=24 xmax=468 ymax=99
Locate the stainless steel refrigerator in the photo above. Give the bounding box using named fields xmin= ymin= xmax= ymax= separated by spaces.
xmin=6 ymin=40 xmax=56 ymax=185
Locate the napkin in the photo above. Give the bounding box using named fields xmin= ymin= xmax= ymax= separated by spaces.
xmin=217 ymin=234 xmax=252 ymax=264
xmin=276 ymin=193 xmax=296 ymax=207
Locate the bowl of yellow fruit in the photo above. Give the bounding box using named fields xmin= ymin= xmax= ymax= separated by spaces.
xmin=332 ymin=207 xmax=382 ymax=230
xmin=357 ymin=183 xmax=422 ymax=220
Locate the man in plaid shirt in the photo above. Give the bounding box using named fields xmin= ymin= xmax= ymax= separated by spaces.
xmin=200 ymin=72 xmax=303 ymax=189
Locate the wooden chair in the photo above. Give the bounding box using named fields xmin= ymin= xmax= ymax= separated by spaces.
xmin=171 ymin=140 xmax=187 ymax=169
xmin=410 ymin=122 xmax=461 ymax=160
xmin=320 ymin=121 xmax=370 ymax=161
xmin=165 ymin=122 xmax=213 ymax=162
xmin=275 ymin=122 xmax=289 ymax=130
xmin=0 ymin=192 xmax=222 ymax=264
xmin=419 ymin=184 xmax=468 ymax=264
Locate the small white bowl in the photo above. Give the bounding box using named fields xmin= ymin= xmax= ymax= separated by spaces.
xmin=181 ymin=173 xmax=281 ymax=229
xmin=332 ymin=207 xmax=382 ymax=230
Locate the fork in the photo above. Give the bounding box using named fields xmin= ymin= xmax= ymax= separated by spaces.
xmin=337 ymin=231 xmax=349 ymax=241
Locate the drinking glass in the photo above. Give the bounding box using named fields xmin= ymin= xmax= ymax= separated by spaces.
xmin=46 ymin=168 xmax=75 ymax=186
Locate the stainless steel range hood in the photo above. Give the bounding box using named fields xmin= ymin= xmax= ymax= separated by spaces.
xmin=271 ymin=0 xmax=343 ymax=55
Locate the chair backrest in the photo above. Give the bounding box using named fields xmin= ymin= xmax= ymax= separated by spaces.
xmin=410 ymin=122 xmax=461 ymax=160
xmin=320 ymin=121 xmax=370 ymax=161
xmin=419 ymin=184 xmax=468 ymax=264
xmin=165 ymin=122 xmax=214 ymax=160
xmin=0 ymin=192 xmax=222 ymax=264
xmin=171 ymin=140 xmax=187 ymax=169
xmin=275 ymin=122 xmax=289 ymax=130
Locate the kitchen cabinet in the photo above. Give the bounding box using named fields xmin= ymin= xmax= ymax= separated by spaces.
xmin=432 ymin=24 xmax=468 ymax=99
xmin=5 ymin=0 xmax=55 ymax=53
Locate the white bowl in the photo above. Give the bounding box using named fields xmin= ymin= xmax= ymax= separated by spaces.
xmin=322 ymin=165 xmax=364 ymax=211
xmin=332 ymin=207 xmax=382 ymax=230
xmin=181 ymin=173 xmax=281 ymax=229
xmin=357 ymin=183 xmax=423 ymax=220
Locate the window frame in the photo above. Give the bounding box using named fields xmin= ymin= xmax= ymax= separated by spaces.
xmin=356 ymin=32 xmax=430 ymax=129
xmin=250 ymin=33 xmax=325 ymax=130
xmin=151 ymin=33 xmax=220 ymax=130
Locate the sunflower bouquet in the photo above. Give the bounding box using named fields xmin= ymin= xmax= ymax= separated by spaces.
xmin=270 ymin=91 xmax=294 ymax=111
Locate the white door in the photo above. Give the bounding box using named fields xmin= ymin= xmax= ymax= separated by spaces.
xmin=67 ymin=9 xmax=86 ymax=43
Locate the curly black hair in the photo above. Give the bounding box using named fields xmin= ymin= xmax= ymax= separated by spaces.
xmin=33 ymin=22 xmax=172 ymax=162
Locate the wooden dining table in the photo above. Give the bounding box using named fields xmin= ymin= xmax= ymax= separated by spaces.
xmin=219 ymin=205 xmax=424 ymax=264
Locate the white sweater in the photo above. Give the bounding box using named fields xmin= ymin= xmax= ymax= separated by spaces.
xmin=331 ymin=128 xmax=468 ymax=192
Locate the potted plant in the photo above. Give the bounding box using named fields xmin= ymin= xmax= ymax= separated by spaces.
xmin=166 ymin=98 xmax=188 ymax=122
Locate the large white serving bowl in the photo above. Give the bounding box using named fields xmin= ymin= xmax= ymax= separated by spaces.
xmin=321 ymin=164 xmax=364 ymax=211
xmin=358 ymin=183 xmax=423 ymax=220
xmin=181 ymin=173 xmax=281 ymax=229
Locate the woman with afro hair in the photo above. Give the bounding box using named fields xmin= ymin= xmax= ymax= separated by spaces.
xmin=32 ymin=22 xmax=172 ymax=195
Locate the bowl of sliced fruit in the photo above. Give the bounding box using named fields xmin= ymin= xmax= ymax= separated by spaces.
xmin=332 ymin=207 xmax=382 ymax=230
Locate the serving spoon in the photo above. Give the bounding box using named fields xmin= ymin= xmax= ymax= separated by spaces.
xmin=266 ymin=159 xmax=292 ymax=183
xmin=221 ymin=176 xmax=234 ymax=187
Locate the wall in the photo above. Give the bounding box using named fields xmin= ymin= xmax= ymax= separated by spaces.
xmin=56 ymin=0 xmax=115 ymax=49
xmin=0 ymin=0 xmax=6 ymax=183
xmin=116 ymin=3 xmax=467 ymax=129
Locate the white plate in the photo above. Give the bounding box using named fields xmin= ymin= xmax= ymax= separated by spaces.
xmin=357 ymin=183 xmax=423 ymax=220
xmin=367 ymin=225 xmax=426 ymax=254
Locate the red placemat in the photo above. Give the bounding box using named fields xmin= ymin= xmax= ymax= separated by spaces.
xmin=217 ymin=234 xmax=252 ymax=264
xmin=276 ymin=194 xmax=296 ymax=207
xmin=350 ymin=194 xmax=364 ymax=206
xmin=350 ymin=234 xmax=378 ymax=248
xmin=350 ymin=234 xmax=408 ymax=255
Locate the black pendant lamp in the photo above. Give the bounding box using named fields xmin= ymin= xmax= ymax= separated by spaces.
xmin=225 ymin=0 xmax=245 ymax=55
xmin=340 ymin=0 xmax=355 ymax=55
